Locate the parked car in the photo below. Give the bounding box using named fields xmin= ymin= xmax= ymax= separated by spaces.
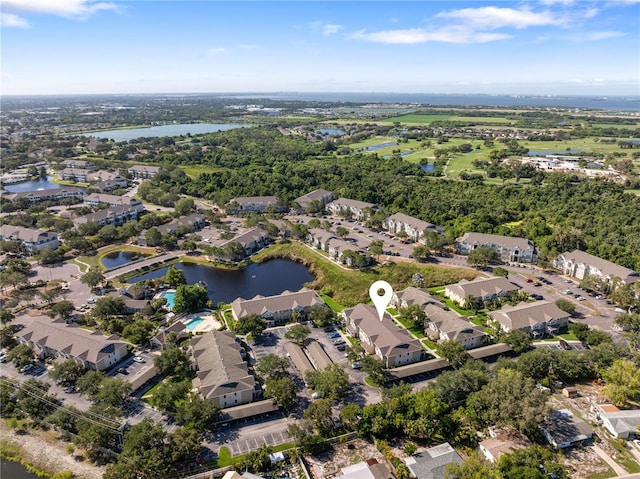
xmin=327 ymin=332 xmax=341 ymax=339
xmin=530 ymin=294 xmax=543 ymax=300
xmin=564 ymin=290 xmax=573 ymax=295
xmin=323 ymin=326 xmax=335 ymax=333
xmin=117 ymin=367 xmax=129 ymax=375
xmin=351 ymin=361 xmax=362 ymax=369
xmin=575 ymin=295 xmax=586 ymax=301
xmin=534 ymin=282 xmax=542 ymax=287
xmin=559 ymin=339 xmax=571 ymax=350
xmin=336 ymin=344 xmax=346 ymax=352
xmin=87 ymin=298 xmax=96 ymax=304
xmin=526 ymin=278 xmax=533 ymax=283
xmin=0 ymin=353 xmax=8 ymax=363
xmin=633 ymin=439 xmax=640 ymax=450
xmin=333 ymin=338 xmax=346 ymax=346
xmin=311 ymin=392 xmax=324 ymax=399
xmin=133 ymin=356 xmax=145 ymax=363
xmin=19 ymin=364 xmax=33 ymax=374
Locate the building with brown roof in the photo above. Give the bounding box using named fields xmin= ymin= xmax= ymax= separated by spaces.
xmin=490 ymin=301 xmax=570 ymax=337
xmin=553 ymin=250 xmax=639 ymax=285
xmin=479 ymin=429 xmax=531 ymax=463
xmin=444 ymin=277 xmax=520 ymax=305
xmin=456 ymin=232 xmax=537 ymax=263
xmin=383 ymin=212 xmax=442 ymax=243
xmin=231 ymin=288 xmax=325 ymax=326
xmin=191 ymin=330 xmax=259 ymax=409
xmin=423 ymin=304 xmax=487 ymax=350
xmin=16 ymin=318 xmax=127 ymax=371
xmin=342 ymin=304 xmax=424 ymax=368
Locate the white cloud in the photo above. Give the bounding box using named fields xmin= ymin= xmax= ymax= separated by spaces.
xmin=436 ymin=6 xmax=567 ymax=29
xmin=539 ymin=0 xmax=575 ymax=5
xmin=322 ymin=24 xmax=342 ymax=35
xmin=207 ymin=47 xmax=229 ymax=57
xmin=0 ymin=0 xmax=120 ymax=19
xmin=586 ymin=30 xmax=626 ymax=40
xmin=1 ymin=12 xmax=29 ymax=28
xmin=351 ymin=26 xmax=512 ymax=44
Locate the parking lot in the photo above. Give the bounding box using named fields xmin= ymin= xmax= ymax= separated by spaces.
xmin=225 ymin=430 xmax=291 ymax=455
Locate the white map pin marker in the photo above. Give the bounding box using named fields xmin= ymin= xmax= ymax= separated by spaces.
xmin=369 ymin=280 xmax=393 ymax=322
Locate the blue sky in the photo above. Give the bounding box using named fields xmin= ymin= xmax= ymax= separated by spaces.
xmin=2 ymin=0 xmax=639 ymax=95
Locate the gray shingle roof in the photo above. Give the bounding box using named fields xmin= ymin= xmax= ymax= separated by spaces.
xmin=343 ymin=304 xmax=422 ymax=358
xmin=423 ymin=304 xmax=486 ymax=343
xmin=17 ymin=318 xmax=126 ymax=366
xmin=231 ymin=288 xmax=324 ymax=319
xmin=0 ymin=225 xmax=57 ymax=244
xmin=446 ymin=277 xmax=519 ymax=300
xmin=456 ymin=232 xmax=534 ymax=250
xmin=490 ymin=301 xmax=569 ymax=331
xmin=404 ymin=443 xmax=462 ymax=479
xmin=295 ymin=189 xmax=333 ymax=208
xmin=560 ymin=250 xmax=639 ymax=283
xmin=191 ymin=330 xmax=255 ymax=401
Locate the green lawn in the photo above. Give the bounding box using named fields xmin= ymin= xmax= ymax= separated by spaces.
xmin=252 ymin=242 xmax=477 ymax=307
xmin=395 ymin=317 xmax=425 ymax=338
xmin=320 ymin=294 xmax=344 ymax=312
xmin=380 ymin=114 xmax=453 ymax=124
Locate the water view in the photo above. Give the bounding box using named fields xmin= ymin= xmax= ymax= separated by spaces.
xmin=0 ymin=460 xmax=41 ymax=479
xmin=101 ymin=251 xmax=149 ymax=269
xmin=128 ymin=259 xmax=314 ymax=303
xmin=82 ymin=123 xmax=251 ymax=142
xmin=3 ymin=177 xmax=61 ymax=193
xmin=419 ymin=163 xmax=436 ymax=172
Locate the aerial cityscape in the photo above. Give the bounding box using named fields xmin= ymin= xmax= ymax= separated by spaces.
xmin=1 ymin=1 xmax=640 ymax=479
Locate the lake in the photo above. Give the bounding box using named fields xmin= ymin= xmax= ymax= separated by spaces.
xmin=82 ymin=123 xmax=251 ymax=142
xmin=3 ymin=177 xmax=62 ymax=193
xmin=127 ymin=259 xmax=315 ymax=303
xmin=315 ymin=128 xmax=344 ymax=136
xmin=0 ymin=460 xmax=41 ymax=479
xmin=101 ymin=251 xmax=150 ymax=269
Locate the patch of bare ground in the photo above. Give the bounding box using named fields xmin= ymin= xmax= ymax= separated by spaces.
xmin=0 ymin=422 xmax=105 ymax=479
xmin=305 ymin=439 xmax=386 ymax=479
xmin=561 ymin=444 xmax=614 ymax=479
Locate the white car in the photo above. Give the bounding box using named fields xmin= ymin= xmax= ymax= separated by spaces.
xmin=633 ymin=439 xmax=640 ymax=450
xmin=87 ymin=298 xmax=96 ymax=304
xmin=133 ymin=356 xmax=145 ymax=363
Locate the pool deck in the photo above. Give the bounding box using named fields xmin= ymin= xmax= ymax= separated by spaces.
xmin=182 ymin=311 xmax=222 ymax=333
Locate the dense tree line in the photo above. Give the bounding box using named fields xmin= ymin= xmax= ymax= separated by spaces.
xmin=135 ymin=127 xmax=640 ymax=269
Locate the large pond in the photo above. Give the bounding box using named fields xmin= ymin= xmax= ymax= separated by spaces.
xmin=3 ymin=177 xmax=62 ymax=193
xmin=127 ymin=259 xmax=315 ymax=304
xmin=82 ymin=123 xmax=251 ymax=142
xmin=101 ymin=251 xmax=150 ymax=269
xmin=0 ymin=460 xmax=41 ymax=479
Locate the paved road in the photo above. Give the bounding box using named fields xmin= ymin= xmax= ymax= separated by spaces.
xmin=593 ymin=444 xmax=629 ymax=476
xmin=104 ymin=250 xmax=182 ymax=280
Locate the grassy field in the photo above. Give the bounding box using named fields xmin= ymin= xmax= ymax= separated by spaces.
xmin=380 ymin=114 xmax=453 ymax=124
xmin=252 ymin=242 xmax=477 ymax=307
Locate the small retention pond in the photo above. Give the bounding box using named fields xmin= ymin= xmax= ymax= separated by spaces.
xmin=101 ymin=251 xmax=150 ymax=269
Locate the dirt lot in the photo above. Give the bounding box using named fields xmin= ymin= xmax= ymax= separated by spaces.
xmin=306 ymin=438 xmax=388 ymax=479
xmin=550 ymin=383 xmax=640 ymax=478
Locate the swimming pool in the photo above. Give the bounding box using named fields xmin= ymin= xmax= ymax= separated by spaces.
xmin=185 ymin=317 xmax=204 ymax=331
xmin=160 ymin=291 xmax=175 ymax=309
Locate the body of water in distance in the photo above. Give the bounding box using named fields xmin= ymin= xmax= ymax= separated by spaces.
xmin=81 ymin=123 xmax=251 ymax=142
